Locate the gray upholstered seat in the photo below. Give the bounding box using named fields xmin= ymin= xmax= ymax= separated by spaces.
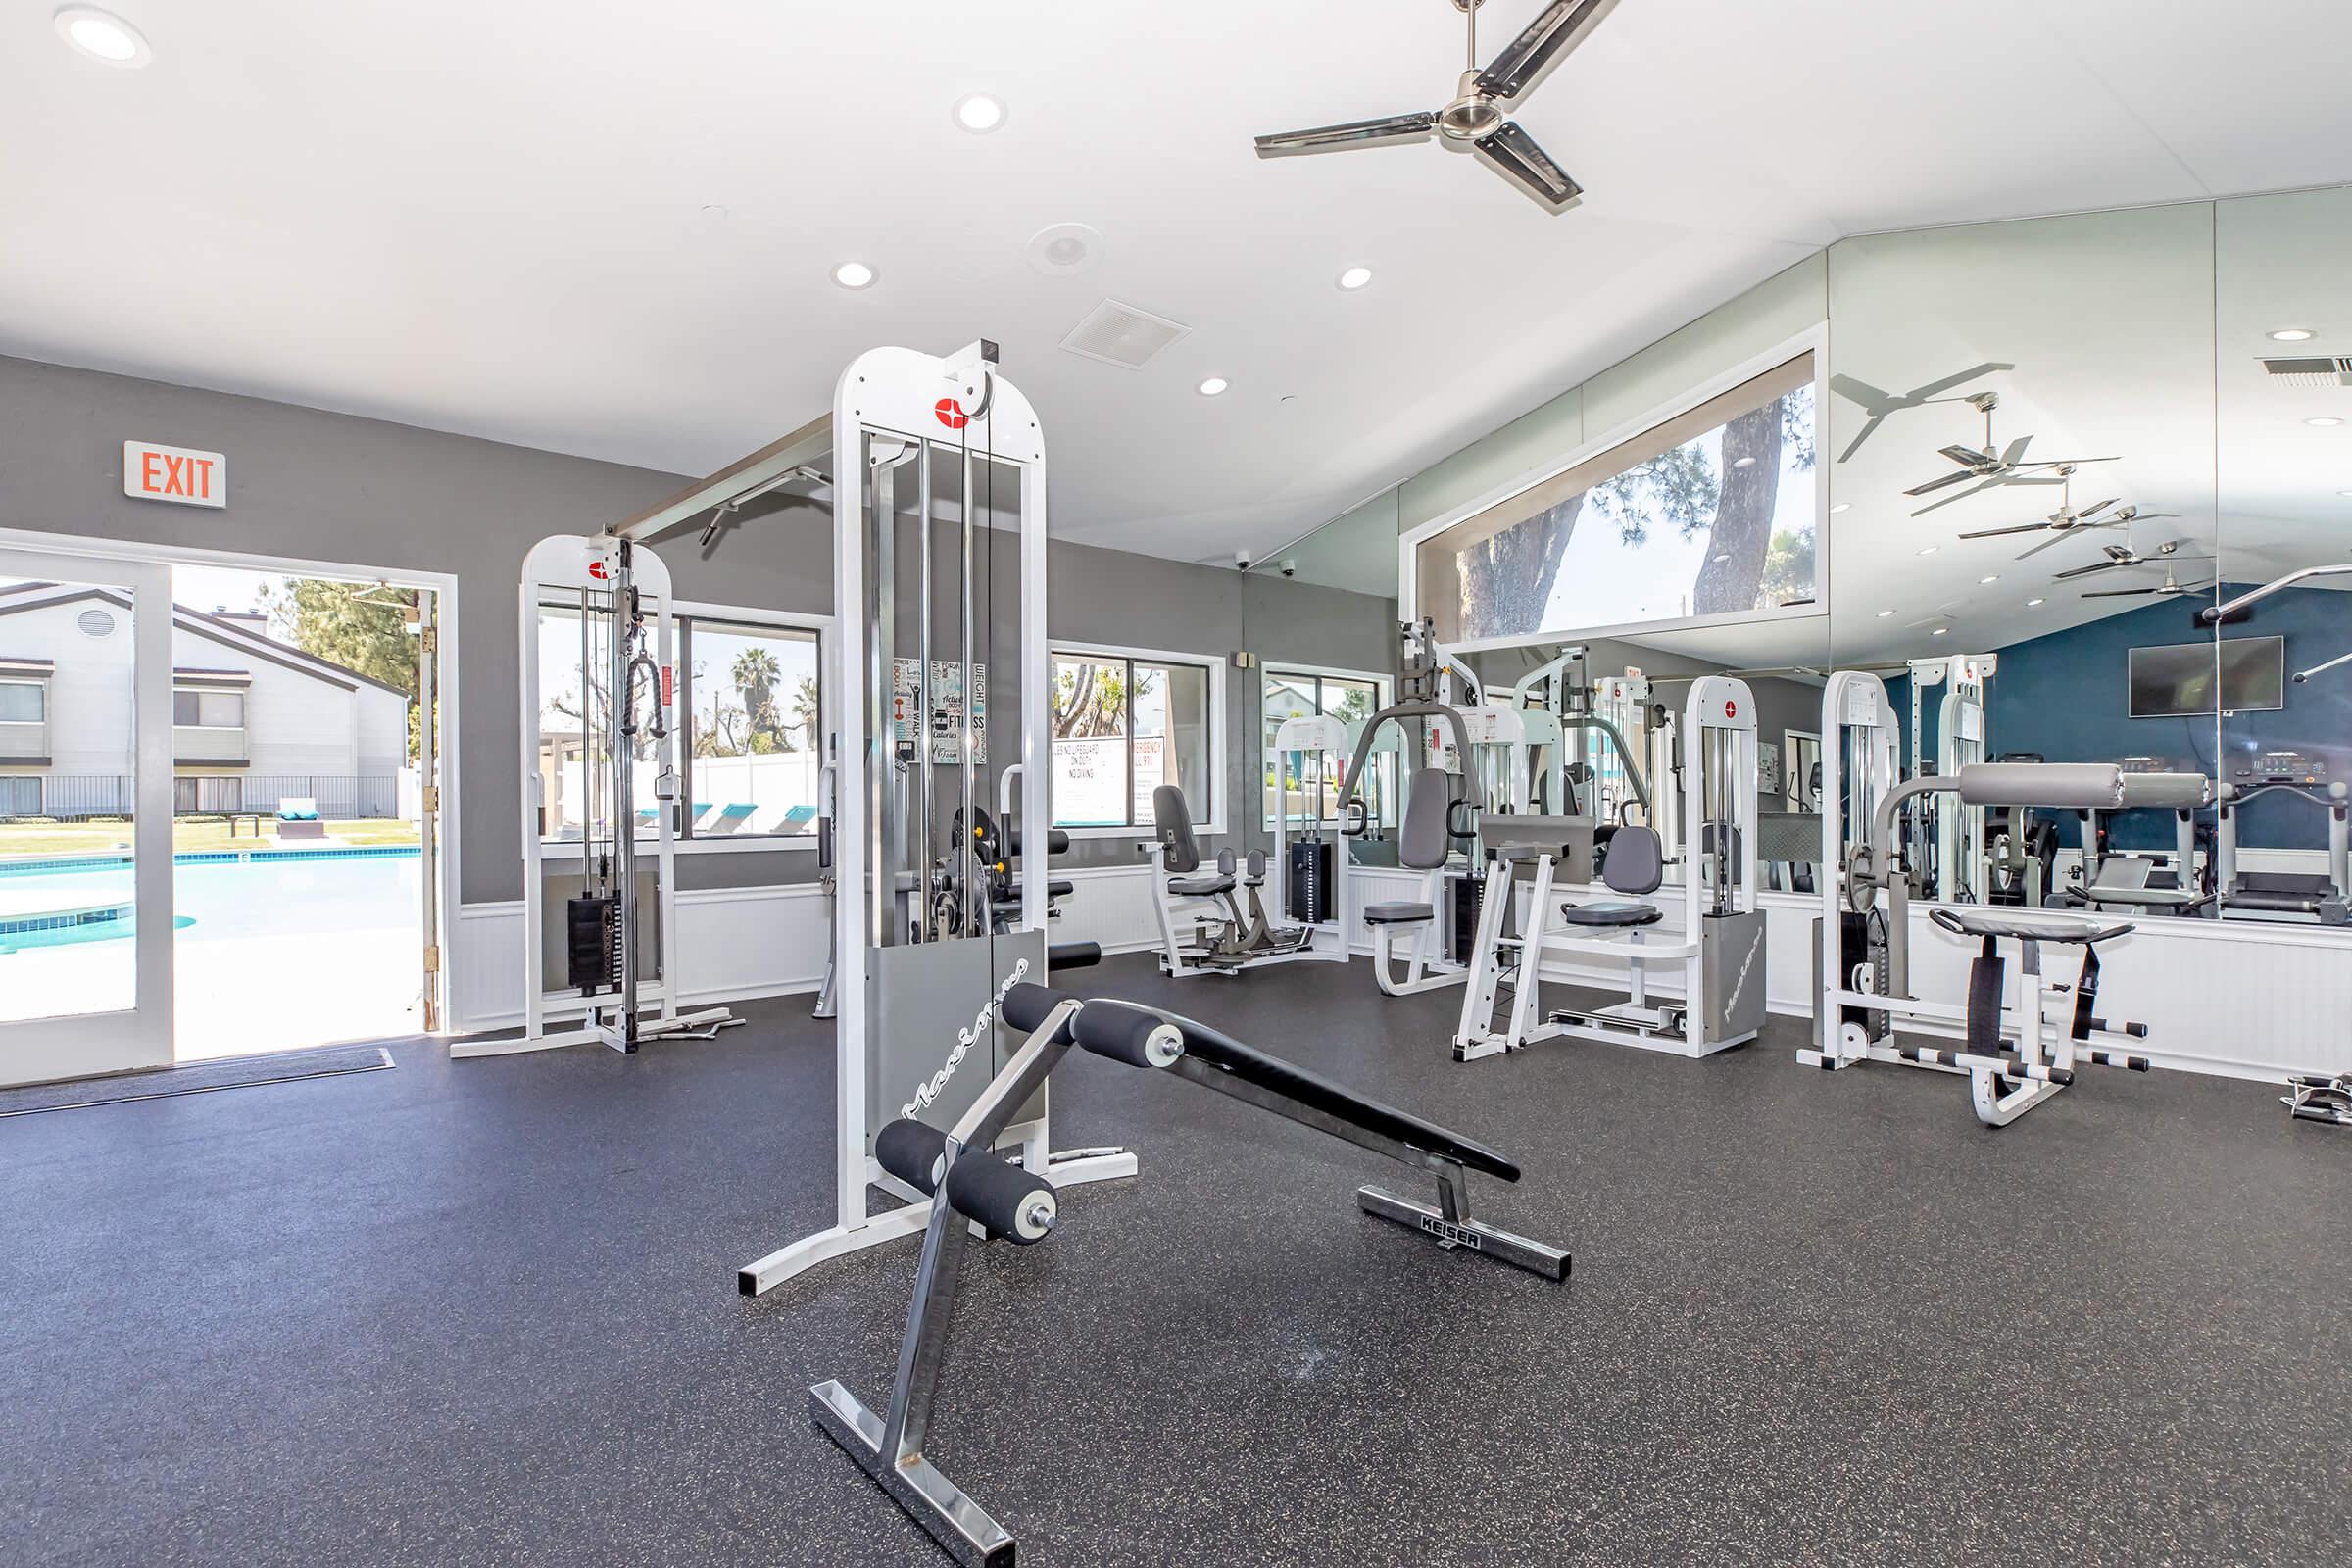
xmin=1362 ymin=901 xmax=1435 ymax=925
xmin=1557 ymin=901 xmax=1660 ymax=928
xmin=1560 ymin=823 xmax=1664 ymax=929
xmin=1929 ymin=907 xmax=2132 ymax=946
xmin=1170 ymin=874 xmax=1236 ymax=897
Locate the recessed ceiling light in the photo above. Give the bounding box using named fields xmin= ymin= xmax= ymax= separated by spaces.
xmin=1336 ymin=266 xmax=1374 ymax=291
xmin=2307 ymin=416 xmax=2344 ymax=427
xmin=1876 ymin=609 xmax=1894 ymax=618
xmin=1931 ymin=626 xmax=1949 ymax=637
xmin=1918 ymin=545 xmax=1939 ymax=556
xmin=1197 ymin=376 xmax=1229 ymax=397
xmin=2027 ymin=597 xmax=2046 ymax=607
xmin=2270 ymin=327 xmax=2317 ymax=342
xmin=1830 ymin=502 xmax=1852 ymax=514
xmin=954 ymin=94 xmax=1005 ymax=133
xmin=1978 ymin=574 xmax=1999 ymax=584
xmin=55 ymin=6 xmax=150 ymax=66
xmin=831 ymin=261 xmax=876 ymax=290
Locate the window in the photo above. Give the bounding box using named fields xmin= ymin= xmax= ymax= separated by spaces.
xmin=537 ymin=598 xmax=826 ymax=847
xmin=0 ymin=681 xmax=42 ymax=723
xmin=172 ymin=689 xmax=244 ymax=727
xmin=1052 ymin=646 xmax=1218 ymax=831
xmin=1415 ymin=350 xmax=1819 ymax=646
xmin=0 ymin=777 xmax=39 ymax=817
xmin=677 ymin=617 xmax=822 ymax=840
xmin=1263 ymin=668 xmax=1392 ymax=827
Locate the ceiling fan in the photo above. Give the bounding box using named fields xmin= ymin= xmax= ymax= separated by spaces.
xmin=1904 ymin=393 xmax=2120 ymax=514
xmin=1253 ymin=0 xmax=1618 ymax=214
xmin=1828 ymin=361 xmax=2013 ymax=463
xmin=2080 ymin=564 xmax=2219 ymax=600
xmin=2053 ymin=536 xmax=2208 ymax=583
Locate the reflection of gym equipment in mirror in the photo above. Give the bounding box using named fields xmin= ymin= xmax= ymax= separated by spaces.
xmin=650 ymin=341 xmax=1137 ymax=1297
xmin=2216 ymin=752 xmax=2350 ymax=925
xmin=462 ymin=533 xmax=744 ymax=1057
xmin=1452 ymin=676 xmax=1766 ymax=1062
xmin=1906 ymin=653 xmax=1992 ymax=904
xmin=1803 ymin=671 xmax=2157 ymax=1127
xmin=810 ymin=980 xmax=1568 ymax=1567
xmin=1337 ymin=620 xmax=1486 ymax=997
xmin=2063 ymin=759 xmax=2215 ymax=914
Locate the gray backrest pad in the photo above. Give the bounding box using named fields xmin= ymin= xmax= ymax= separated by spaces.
xmin=1603 ymin=825 xmax=1665 ymax=896
xmin=1153 ymin=785 xmax=1201 ymax=874
xmin=1400 ymin=767 xmax=1457 ymax=871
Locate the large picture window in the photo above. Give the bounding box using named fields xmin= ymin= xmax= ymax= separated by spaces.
xmin=1262 ymin=667 xmax=1391 ymax=828
xmin=536 ymin=601 xmax=824 ymax=845
xmin=1414 ymin=350 xmax=1819 ymax=646
xmin=1052 ymin=646 xmax=1217 ymax=831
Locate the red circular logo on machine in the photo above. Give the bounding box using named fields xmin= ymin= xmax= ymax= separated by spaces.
xmin=1724 ymin=700 xmax=1738 ymax=718
xmin=588 ymin=560 xmax=610 ymax=579
xmin=935 ymin=398 xmax=969 ymax=429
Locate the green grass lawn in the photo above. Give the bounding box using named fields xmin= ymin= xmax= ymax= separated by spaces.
xmin=0 ymin=817 xmax=421 ymax=858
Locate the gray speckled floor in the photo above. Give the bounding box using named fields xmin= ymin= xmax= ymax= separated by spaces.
xmin=3 ymin=954 xmax=2347 ymax=1567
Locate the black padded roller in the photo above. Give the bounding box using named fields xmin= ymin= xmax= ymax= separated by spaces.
xmin=1071 ymin=999 xmax=1185 ymax=1069
xmin=874 ymin=1118 xmax=949 ymax=1196
xmin=944 ymin=1153 xmax=1058 ymax=1244
xmin=1000 ymin=981 xmax=1076 ymax=1038
xmin=1048 ymin=940 xmax=1102 ymax=971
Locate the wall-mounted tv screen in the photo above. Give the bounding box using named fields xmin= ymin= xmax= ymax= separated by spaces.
xmin=2128 ymin=636 xmax=2284 ymax=718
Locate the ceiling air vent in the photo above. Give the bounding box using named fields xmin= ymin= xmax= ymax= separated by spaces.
xmin=1059 ymin=298 xmax=1191 ymax=369
xmin=2257 ymin=355 xmax=2352 ymax=387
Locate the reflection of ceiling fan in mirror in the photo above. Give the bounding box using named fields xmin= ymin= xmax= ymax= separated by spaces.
xmin=1958 ymin=475 xmax=2171 ymax=561
xmin=2079 ymin=562 xmax=2219 ymax=600
xmin=1252 ymin=0 xmax=1617 ymax=214
xmin=2054 ymin=535 xmax=2210 ymax=586
xmin=1828 ymin=361 xmax=2013 ymax=463
xmin=1904 ymin=393 xmax=2119 ymax=515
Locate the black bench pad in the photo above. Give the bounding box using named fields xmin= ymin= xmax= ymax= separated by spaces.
xmin=1082 ymin=998 xmax=1521 ymax=1184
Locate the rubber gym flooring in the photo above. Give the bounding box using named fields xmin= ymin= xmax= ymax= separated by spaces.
xmin=5 ymin=953 xmax=2347 ymax=1566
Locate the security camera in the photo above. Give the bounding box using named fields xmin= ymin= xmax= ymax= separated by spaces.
xmin=1279 ymin=559 xmax=1298 ymax=578
xmin=1234 ymin=550 xmax=1254 ymax=570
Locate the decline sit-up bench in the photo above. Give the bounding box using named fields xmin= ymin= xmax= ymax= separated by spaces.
xmin=810 ymin=981 xmax=1568 ymax=1566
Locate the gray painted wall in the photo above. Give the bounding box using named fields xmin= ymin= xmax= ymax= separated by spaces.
xmin=0 ymin=354 xmax=1396 ymax=900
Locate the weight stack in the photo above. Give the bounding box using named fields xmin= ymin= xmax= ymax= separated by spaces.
xmin=1288 ymin=840 xmax=1333 ymax=923
xmin=567 ymin=894 xmax=620 ymax=995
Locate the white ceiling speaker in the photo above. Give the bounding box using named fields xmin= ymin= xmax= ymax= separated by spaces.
xmin=1026 ymin=223 xmax=1103 ymax=277
xmin=55 ymin=5 xmax=150 ymax=67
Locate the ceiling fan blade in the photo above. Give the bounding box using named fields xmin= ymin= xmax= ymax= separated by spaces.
xmin=1936 ymin=444 xmax=1998 ymax=471
xmin=1474 ymin=122 xmax=1583 ymax=211
xmin=2052 ymin=557 xmax=2134 ymax=580
xmin=1473 ymin=0 xmax=1621 ymax=103
xmin=2014 ymin=528 xmax=2083 ymax=560
xmin=1957 ymin=521 xmax=2051 ymax=540
xmin=1254 ymin=111 xmax=1438 ymax=158
xmin=1836 ymin=412 xmax=1886 ymax=464
xmin=1999 ymin=435 xmax=2033 ymax=468
xmin=2076 ymin=498 xmax=2119 ymax=520
xmin=1910 ymin=362 xmax=2015 ymax=401
xmin=2082 ymin=584 xmax=2162 ymax=598
xmin=1904 ymin=467 xmax=1983 ymax=498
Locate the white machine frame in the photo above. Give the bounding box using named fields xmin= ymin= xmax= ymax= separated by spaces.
xmin=1799 ymin=670 xmax=2154 ymax=1127
xmin=459 ymin=534 xmax=735 ymax=1057
xmin=1910 ymin=653 xmax=1993 ymax=904
xmin=604 ymin=344 xmax=1136 ymax=1294
xmin=1452 ymin=675 xmax=1764 ymax=1061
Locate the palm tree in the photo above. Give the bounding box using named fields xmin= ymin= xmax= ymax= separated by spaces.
xmin=732 ymin=647 xmax=782 ymax=748
xmin=787 ymin=674 xmax=819 ymax=749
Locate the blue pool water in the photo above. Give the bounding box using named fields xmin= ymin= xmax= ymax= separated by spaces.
xmin=0 ymin=849 xmax=420 ymax=952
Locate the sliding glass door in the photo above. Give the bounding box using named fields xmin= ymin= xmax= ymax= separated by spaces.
xmin=0 ymin=547 xmax=173 ymax=1086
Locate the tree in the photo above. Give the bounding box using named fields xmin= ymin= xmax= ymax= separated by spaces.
xmin=787 ymin=675 xmax=819 ymax=750
xmin=1458 ymin=494 xmax=1585 ymax=641
xmin=1694 ymin=401 xmax=1783 ymax=613
xmin=731 ymin=647 xmax=782 ymax=749
xmin=262 ymin=578 xmax=421 ymax=760
xmin=1051 ymin=662 xmax=1126 ymax=738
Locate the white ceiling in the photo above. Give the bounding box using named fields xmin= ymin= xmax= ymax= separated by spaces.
xmin=3 ymin=0 xmax=2349 ymax=575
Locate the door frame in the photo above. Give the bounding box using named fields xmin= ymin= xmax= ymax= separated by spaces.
xmin=0 ymin=545 xmax=173 ymax=1082
xmin=0 ymin=526 xmax=462 ymax=1045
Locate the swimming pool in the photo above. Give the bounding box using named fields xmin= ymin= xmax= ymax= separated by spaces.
xmin=0 ymin=848 xmax=423 ymax=1056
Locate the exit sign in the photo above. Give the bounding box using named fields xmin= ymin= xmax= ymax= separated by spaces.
xmin=123 ymin=441 xmax=226 ymax=508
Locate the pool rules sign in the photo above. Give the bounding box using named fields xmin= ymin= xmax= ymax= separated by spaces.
xmin=122 ymin=440 xmax=226 ymax=508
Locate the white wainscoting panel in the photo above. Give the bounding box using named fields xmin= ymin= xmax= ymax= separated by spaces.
xmin=1053 ymin=863 xmax=1165 ymax=956
xmin=451 ymin=883 xmax=827 ymax=1034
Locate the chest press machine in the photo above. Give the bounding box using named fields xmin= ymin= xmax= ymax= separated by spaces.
xmin=809 ymin=980 xmax=1567 ymax=1566
xmin=1451 ymin=676 xmax=1768 ymax=1061
xmin=1800 ymin=671 xmax=2161 ymax=1127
